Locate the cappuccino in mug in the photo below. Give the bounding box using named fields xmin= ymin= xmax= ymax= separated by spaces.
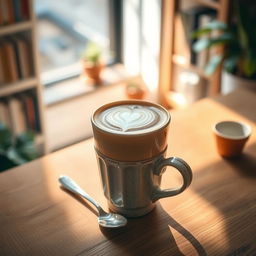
xmin=91 ymin=100 xmax=192 ymax=217
xmin=92 ymin=101 xmax=170 ymax=162
xmin=94 ymin=104 xmax=169 ymax=134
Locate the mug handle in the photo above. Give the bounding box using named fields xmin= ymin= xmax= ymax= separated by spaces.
xmin=152 ymin=157 xmax=193 ymax=202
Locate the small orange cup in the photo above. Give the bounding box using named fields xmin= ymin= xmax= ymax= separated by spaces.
xmin=213 ymin=121 xmax=252 ymax=158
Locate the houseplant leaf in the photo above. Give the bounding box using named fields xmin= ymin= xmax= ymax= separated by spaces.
xmin=205 ymin=55 xmax=223 ymax=75
xmin=16 ymin=131 xmax=35 ymax=147
xmin=193 ymin=33 xmax=232 ymax=52
xmin=224 ymin=55 xmax=240 ymax=73
xmin=7 ymin=147 xmax=27 ymax=165
xmin=235 ymin=0 xmax=250 ymax=50
xmin=242 ymin=57 xmax=256 ymax=77
xmin=0 ymin=126 xmax=38 ymax=172
xmin=17 ymin=142 xmax=38 ymax=161
xmin=0 ymin=124 xmax=12 ymax=150
xmin=191 ymin=21 xmax=228 ymax=38
xmin=16 ymin=131 xmax=38 ymax=161
xmin=0 ymin=154 xmax=17 ymax=172
xmin=82 ymin=42 xmax=101 ymax=64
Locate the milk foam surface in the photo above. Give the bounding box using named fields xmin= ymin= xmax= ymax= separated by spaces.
xmin=94 ymin=104 xmax=169 ymax=134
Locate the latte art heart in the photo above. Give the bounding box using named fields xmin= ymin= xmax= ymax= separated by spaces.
xmin=95 ymin=105 xmax=169 ymax=134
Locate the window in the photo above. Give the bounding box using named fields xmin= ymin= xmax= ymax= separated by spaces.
xmin=35 ymin=0 xmax=122 ymax=85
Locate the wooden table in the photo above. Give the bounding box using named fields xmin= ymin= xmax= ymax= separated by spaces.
xmin=1 ymin=89 xmax=256 ymax=256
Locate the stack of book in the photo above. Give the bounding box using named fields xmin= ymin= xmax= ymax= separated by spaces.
xmin=180 ymin=6 xmax=217 ymax=69
xmin=0 ymin=0 xmax=30 ymax=25
xmin=0 ymin=35 xmax=34 ymax=85
xmin=0 ymin=91 xmax=41 ymax=135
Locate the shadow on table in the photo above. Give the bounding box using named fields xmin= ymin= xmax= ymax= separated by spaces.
xmin=62 ymin=185 xmax=206 ymax=255
xmin=99 ymin=204 xmax=206 ymax=256
xmin=192 ymin=143 xmax=256 ymax=256
xmin=60 ymin=145 xmax=256 ymax=256
xmin=224 ymin=149 xmax=256 ymax=178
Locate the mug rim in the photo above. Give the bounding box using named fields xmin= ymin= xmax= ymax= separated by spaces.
xmin=91 ymin=100 xmax=171 ymax=136
xmin=213 ymin=120 xmax=252 ymax=140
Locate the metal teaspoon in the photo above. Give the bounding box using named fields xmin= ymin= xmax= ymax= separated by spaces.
xmin=59 ymin=175 xmax=127 ymax=228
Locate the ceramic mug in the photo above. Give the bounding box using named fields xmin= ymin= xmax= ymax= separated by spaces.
xmin=213 ymin=120 xmax=252 ymax=158
xmin=91 ymin=100 xmax=193 ymax=217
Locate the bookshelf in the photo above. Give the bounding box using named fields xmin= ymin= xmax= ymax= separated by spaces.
xmin=159 ymin=0 xmax=230 ymax=109
xmin=0 ymin=21 xmax=32 ymax=36
xmin=0 ymin=0 xmax=46 ymax=154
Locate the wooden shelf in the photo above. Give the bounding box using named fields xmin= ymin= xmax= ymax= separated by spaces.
xmin=0 ymin=21 xmax=32 ymax=36
xmin=0 ymin=78 xmax=37 ymax=97
xmin=158 ymin=0 xmax=230 ymax=108
xmin=0 ymin=0 xmax=47 ymax=154
xmin=197 ymin=0 xmax=221 ymax=10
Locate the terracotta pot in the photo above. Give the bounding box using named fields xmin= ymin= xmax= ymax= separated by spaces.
xmin=83 ymin=60 xmax=103 ymax=85
xmin=221 ymin=71 xmax=256 ymax=94
xmin=125 ymin=85 xmax=145 ymax=99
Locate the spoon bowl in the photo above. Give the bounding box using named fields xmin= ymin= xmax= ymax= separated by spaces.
xmin=59 ymin=175 xmax=127 ymax=228
xmin=98 ymin=213 xmax=127 ymax=228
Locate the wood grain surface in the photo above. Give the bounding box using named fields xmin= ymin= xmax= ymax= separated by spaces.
xmin=0 ymin=89 xmax=255 ymax=256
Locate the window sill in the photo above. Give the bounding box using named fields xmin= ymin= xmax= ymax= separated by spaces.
xmin=44 ymin=64 xmax=133 ymax=106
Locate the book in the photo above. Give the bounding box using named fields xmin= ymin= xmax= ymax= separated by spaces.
xmin=0 ymin=46 xmax=4 ymax=85
xmin=1 ymin=40 xmax=19 ymax=83
xmin=12 ymin=0 xmax=22 ymax=22
xmin=20 ymin=0 xmax=30 ymax=20
xmin=20 ymin=92 xmax=36 ymax=131
xmin=16 ymin=36 xmax=33 ymax=78
xmin=6 ymin=0 xmax=15 ymax=24
xmin=0 ymin=100 xmax=12 ymax=128
xmin=0 ymin=0 xmax=4 ymax=25
xmin=31 ymin=92 xmax=41 ymax=132
xmin=8 ymin=36 xmax=23 ymax=79
xmin=0 ymin=0 xmax=9 ymax=25
xmin=8 ymin=96 xmax=27 ymax=135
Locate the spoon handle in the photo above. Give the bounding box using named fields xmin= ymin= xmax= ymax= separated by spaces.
xmin=59 ymin=175 xmax=103 ymax=214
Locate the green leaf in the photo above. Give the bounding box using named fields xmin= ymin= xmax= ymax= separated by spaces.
xmin=0 ymin=124 xmax=38 ymax=170
xmin=234 ymin=0 xmax=249 ymax=50
xmin=191 ymin=21 xmax=228 ymax=38
xmin=193 ymin=38 xmax=210 ymax=52
xmin=7 ymin=147 xmax=27 ymax=165
xmin=242 ymin=57 xmax=256 ymax=77
xmin=0 ymin=154 xmax=17 ymax=172
xmin=17 ymin=141 xmax=38 ymax=161
xmin=16 ymin=131 xmax=35 ymax=147
xmin=224 ymin=55 xmax=240 ymax=73
xmin=82 ymin=42 xmax=101 ymax=64
xmin=205 ymin=55 xmax=223 ymax=75
xmin=15 ymin=131 xmax=38 ymax=161
xmin=0 ymin=124 xmax=12 ymax=150
xmin=193 ymin=33 xmax=233 ymax=52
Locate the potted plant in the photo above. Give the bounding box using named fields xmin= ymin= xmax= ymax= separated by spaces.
xmin=82 ymin=41 xmax=103 ymax=85
xmin=0 ymin=124 xmax=38 ymax=172
xmin=192 ymin=0 xmax=256 ymax=94
xmin=125 ymin=81 xmax=146 ymax=100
